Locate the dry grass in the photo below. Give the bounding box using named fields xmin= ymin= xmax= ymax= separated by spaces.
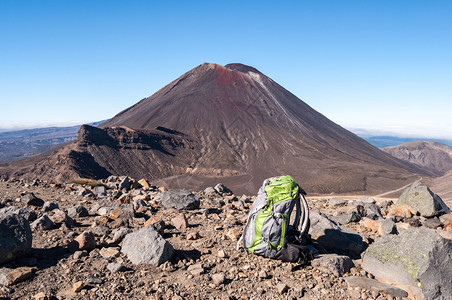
xmin=68 ymin=178 xmax=106 ymax=187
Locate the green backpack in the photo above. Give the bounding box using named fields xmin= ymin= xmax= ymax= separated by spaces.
xmin=237 ymin=175 xmax=311 ymax=262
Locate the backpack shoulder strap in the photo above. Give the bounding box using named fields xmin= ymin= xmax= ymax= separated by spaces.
xmin=293 ymin=188 xmax=302 ymax=231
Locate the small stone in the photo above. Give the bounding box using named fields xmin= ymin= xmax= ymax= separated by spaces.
xmin=109 ymin=208 xmax=123 ymax=219
xmin=33 ymin=292 xmax=48 ymax=300
xmin=49 ymin=209 xmax=71 ymax=225
xmin=144 ymin=217 xmax=165 ymax=235
xmin=70 ymin=231 xmax=96 ymax=251
xmin=226 ymin=229 xmax=241 ymax=241
xmin=212 ymin=273 xmax=225 ymax=285
xmin=93 ymin=186 xmax=107 ymax=197
xmin=422 ymin=217 xmax=442 ymax=229
xmin=42 ymin=201 xmax=58 ymax=212
xmin=389 ymin=204 xmax=413 ymax=219
xmin=258 ymin=270 xmax=269 ymax=279
xmin=73 ymin=250 xmax=88 ymax=259
xmin=99 ymin=247 xmax=120 ymax=259
xmin=187 ymin=231 xmax=200 ymax=240
xmin=187 ymin=264 xmax=204 ymax=276
xmin=68 ymin=205 xmax=89 ymax=218
xmin=31 ymin=214 xmax=53 ymax=230
xmin=138 ymin=179 xmax=150 ymax=190
xmin=276 ymin=283 xmax=289 ymax=294
xmin=21 ymin=193 xmax=44 ymax=207
xmin=0 ymin=266 xmax=35 ymax=286
xmin=107 ymin=262 xmax=124 ymax=273
xmin=119 ymin=177 xmax=131 ymax=190
xmin=217 ymin=249 xmax=227 ymax=258
xmin=358 ymin=196 xmax=376 ymax=204
xmin=112 ymin=228 xmax=132 ymax=244
xmin=72 ymin=281 xmax=85 ymax=293
xmin=171 ymin=213 xmax=188 ymax=231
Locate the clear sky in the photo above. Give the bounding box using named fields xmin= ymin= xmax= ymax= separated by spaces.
xmin=1 ymin=1 xmax=451 ymax=139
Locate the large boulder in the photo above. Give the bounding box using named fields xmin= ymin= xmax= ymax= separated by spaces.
xmin=309 ymin=211 xmax=366 ymax=258
xmin=159 ymin=189 xmax=200 ymax=210
xmin=121 ymin=226 xmax=174 ymax=266
xmin=362 ymin=228 xmax=452 ymax=299
xmin=0 ymin=212 xmax=32 ymax=264
xmin=396 ymin=181 xmax=450 ymax=218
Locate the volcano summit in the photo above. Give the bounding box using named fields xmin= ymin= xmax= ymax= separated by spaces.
xmin=1 ymin=63 xmax=425 ymax=194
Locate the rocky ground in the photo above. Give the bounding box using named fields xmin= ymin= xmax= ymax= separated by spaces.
xmin=0 ymin=177 xmax=451 ymax=300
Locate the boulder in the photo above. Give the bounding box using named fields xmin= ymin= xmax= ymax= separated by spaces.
xmin=30 ymin=214 xmax=53 ymax=230
xmin=362 ymin=228 xmax=452 ymax=299
xmin=42 ymin=201 xmax=59 ymax=212
xmin=309 ymin=211 xmax=365 ymax=258
xmin=396 ymin=181 xmax=450 ymax=218
xmin=93 ymin=186 xmax=107 ymax=197
xmin=357 ymin=196 xmax=376 ymax=204
xmin=159 ymin=189 xmax=200 ymax=210
xmin=357 ymin=203 xmax=383 ymax=220
xmin=0 ymin=211 xmax=32 ymax=264
xmin=329 ymin=197 xmax=346 ymax=207
xmin=311 ymin=254 xmax=354 ymax=277
xmin=21 ymin=193 xmax=44 ymax=207
xmin=68 ymin=205 xmax=89 ymax=218
xmin=121 ymin=226 xmax=174 ymax=266
xmin=214 ymin=183 xmax=232 ymax=195
xmin=69 ymin=231 xmax=96 ymax=251
xmin=0 ymin=206 xmax=37 ymax=222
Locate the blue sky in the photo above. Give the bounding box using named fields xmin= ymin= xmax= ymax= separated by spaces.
xmin=1 ymin=1 xmax=451 ymax=139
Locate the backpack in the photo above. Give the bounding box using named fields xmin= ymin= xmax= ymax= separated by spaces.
xmin=237 ymin=175 xmax=313 ymax=263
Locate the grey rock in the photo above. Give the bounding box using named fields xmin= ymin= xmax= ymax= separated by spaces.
xmin=107 ymin=262 xmax=124 ymax=273
xmin=187 ymin=263 xmax=204 ymax=276
xmin=344 ymin=276 xmax=408 ymax=298
xmin=396 ymin=181 xmax=450 ymax=217
xmin=133 ymin=199 xmax=148 ymax=211
xmin=77 ymin=187 xmax=92 ymax=197
xmin=160 ymin=189 xmax=200 ymax=210
xmin=21 ymin=193 xmax=44 ymax=207
xmin=211 ymin=273 xmax=225 ymax=285
xmin=379 ymin=219 xmax=397 ymax=236
xmin=214 ymin=183 xmax=232 ymax=195
xmin=73 ymin=250 xmax=88 ymax=259
xmin=311 ymin=254 xmax=354 ymax=277
xmin=357 ymin=203 xmax=383 ymax=220
xmin=203 ymin=187 xmax=218 ymax=195
xmin=93 ymin=186 xmax=107 ymax=197
xmin=276 ymin=283 xmax=289 ymax=294
xmin=358 ymin=196 xmax=376 ymax=204
xmin=362 ymin=228 xmax=452 ymax=299
xmin=309 ymin=211 xmax=365 ymax=258
xmin=330 ymin=211 xmax=361 ymax=225
xmin=0 ymin=211 xmax=32 ymax=264
xmin=42 ymin=201 xmax=59 ymax=212
xmin=422 ymin=217 xmax=442 ymax=229
xmin=0 ymin=206 xmax=37 ymax=221
xmin=119 ymin=177 xmax=131 ymax=190
xmin=121 ymin=226 xmax=174 ymax=266
xmin=30 ymin=214 xmax=53 ymax=230
xmin=329 ymin=197 xmax=346 ymax=207
xmin=112 ymin=228 xmax=133 ymax=244
xmin=68 ymin=205 xmax=89 ymax=218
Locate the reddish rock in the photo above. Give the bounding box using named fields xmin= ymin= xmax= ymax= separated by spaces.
xmin=109 ymin=208 xmax=123 ymax=219
xmin=171 ymin=213 xmax=188 ymax=231
xmin=389 ymin=204 xmax=413 ymax=219
xmin=70 ymin=231 xmax=96 ymax=251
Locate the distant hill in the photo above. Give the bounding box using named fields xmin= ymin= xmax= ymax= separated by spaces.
xmin=0 ymin=121 xmax=104 ymax=163
xmin=383 ymin=141 xmax=452 ymax=176
xmin=358 ymin=135 xmax=452 ymax=148
xmin=1 ymin=63 xmax=426 ymax=195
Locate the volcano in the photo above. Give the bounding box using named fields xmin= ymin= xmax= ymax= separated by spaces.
xmin=1 ymin=63 xmax=426 ymax=194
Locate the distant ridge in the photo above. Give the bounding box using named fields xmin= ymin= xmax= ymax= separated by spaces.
xmin=384 ymin=141 xmax=452 ymax=176
xmin=0 ymin=63 xmax=427 ymax=194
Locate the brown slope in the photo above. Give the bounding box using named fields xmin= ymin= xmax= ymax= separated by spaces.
xmin=384 ymin=141 xmax=452 ymax=176
xmin=0 ymin=125 xmax=199 ymax=183
xmin=98 ymin=62 xmax=425 ymax=194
